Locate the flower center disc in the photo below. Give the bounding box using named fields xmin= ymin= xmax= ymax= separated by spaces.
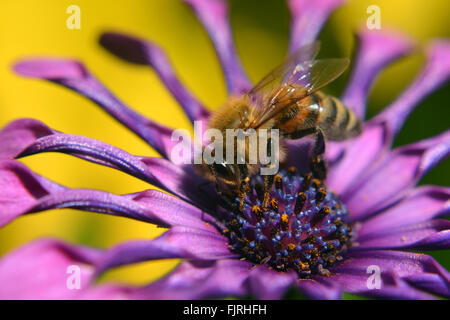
xmin=222 ymin=168 xmax=353 ymax=278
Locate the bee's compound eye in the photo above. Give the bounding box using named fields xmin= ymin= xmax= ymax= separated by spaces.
xmin=214 ymin=163 xmax=230 ymax=176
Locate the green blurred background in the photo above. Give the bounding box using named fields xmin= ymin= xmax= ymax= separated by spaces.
xmin=0 ymin=0 xmax=449 ymax=286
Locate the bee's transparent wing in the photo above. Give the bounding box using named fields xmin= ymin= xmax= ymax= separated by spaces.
xmin=287 ymin=58 xmax=350 ymax=93
xmin=248 ymin=57 xmax=349 ymax=129
xmin=248 ymin=41 xmax=321 ymax=96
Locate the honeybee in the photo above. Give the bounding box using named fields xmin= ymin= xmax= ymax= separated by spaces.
xmin=200 ymin=42 xmax=362 ymax=208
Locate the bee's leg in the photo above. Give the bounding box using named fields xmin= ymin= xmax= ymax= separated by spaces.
xmin=310 ymin=128 xmax=327 ymax=180
xmin=284 ymin=127 xmax=327 ymax=179
xmin=262 ymin=137 xmax=276 ymax=209
xmin=237 ymin=164 xmax=250 ymax=211
xmin=197 ymin=180 xmax=213 ymax=193
xmin=207 ymin=164 xmax=222 ymax=194
xmin=263 ymin=173 xmax=275 ymax=209
xmin=206 ymin=164 xmax=237 ymax=209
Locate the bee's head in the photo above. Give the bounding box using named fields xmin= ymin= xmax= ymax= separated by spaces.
xmin=212 ymin=162 xmax=236 ymax=181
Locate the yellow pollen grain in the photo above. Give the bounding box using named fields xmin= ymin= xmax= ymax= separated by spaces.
xmin=270 ymin=199 xmax=278 ymax=208
xmin=299 ymin=262 xmax=309 ymax=270
xmin=252 ymin=205 xmax=262 ymax=214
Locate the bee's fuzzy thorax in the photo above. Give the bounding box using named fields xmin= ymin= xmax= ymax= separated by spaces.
xmin=208 ymin=95 xmax=256 ymax=132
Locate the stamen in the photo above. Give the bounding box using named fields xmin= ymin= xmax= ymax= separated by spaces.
xmin=252 ymin=205 xmax=263 ymax=220
xmin=316 ymin=187 xmax=327 ymax=202
xmin=302 ymin=173 xmax=312 ymax=189
xmin=270 ymin=198 xmax=279 ymax=212
xmin=288 ymin=166 xmax=297 ymax=177
xmin=254 ymin=182 xmax=264 ymax=201
xmin=312 ymin=178 xmax=322 ymax=189
xmin=281 ymin=213 xmax=289 ymax=231
xmin=294 ymin=192 xmax=306 ymax=214
xmin=274 ymin=174 xmax=283 ymax=190
xmin=311 ymin=206 xmax=330 ymax=226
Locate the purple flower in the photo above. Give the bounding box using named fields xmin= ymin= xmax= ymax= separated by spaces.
xmin=1 ymin=0 xmax=449 ymax=299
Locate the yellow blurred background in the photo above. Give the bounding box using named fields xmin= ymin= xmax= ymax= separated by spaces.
xmin=0 ymin=0 xmax=449 ymax=286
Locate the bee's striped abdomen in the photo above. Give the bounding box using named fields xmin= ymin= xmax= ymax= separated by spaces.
xmin=315 ymin=92 xmax=361 ymax=141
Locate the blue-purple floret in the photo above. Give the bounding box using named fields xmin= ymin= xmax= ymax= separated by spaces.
xmin=223 ymin=169 xmax=353 ymax=278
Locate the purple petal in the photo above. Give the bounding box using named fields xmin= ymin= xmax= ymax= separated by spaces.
xmin=125 ymin=189 xmax=218 ymax=231
xmin=342 ymin=29 xmax=414 ymax=119
xmin=133 ymin=259 xmax=251 ymax=299
xmin=94 ymin=226 xmax=235 ymax=276
xmin=28 ymin=189 xmax=219 ymax=231
xmin=331 ymin=250 xmax=449 ymax=298
xmin=287 ymin=0 xmax=345 ymax=52
xmin=355 ymin=219 xmax=450 ymax=251
xmin=8 ymin=127 xmax=178 ymax=197
xmin=403 ymin=272 xmax=450 ymax=298
xmin=246 ymin=265 xmax=297 ymax=299
xmin=344 ymin=130 xmax=450 ymax=221
xmin=355 ymin=278 xmax=436 ymax=299
xmin=326 ymin=122 xmax=392 ymax=195
xmin=14 ymin=58 xmax=175 ymax=158
xmin=0 ymin=119 xmax=216 ymax=210
xmin=326 ymin=31 xmax=414 ymax=189
xmin=99 ymin=32 xmax=210 ymax=123
xmin=28 ymin=189 xmax=170 ymax=226
xmin=285 ymin=138 xmax=315 ymax=174
xmin=0 ymin=159 xmax=219 ymax=231
xmin=0 ymin=159 xmax=156 ymax=227
xmin=373 ymin=40 xmax=450 ymax=135
xmin=0 ymin=119 xmax=56 ymax=159
xmin=0 ymin=238 xmax=130 ymax=299
xmin=0 ymin=119 xmax=151 ymax=176
xmin=0 ymin=160 xmax=66 ymax=226
xmin=296 ymin=278 xmax=342 ymax=299
xmin=18 ymin=132 xmax=158 ymax=182
xmin=140 ymin=157 xmax=222 ymax=212
xmin=359 ymin=186 xmax=450 ymax=235
xmin=183 ymin=0 xmax=251 ymax=94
